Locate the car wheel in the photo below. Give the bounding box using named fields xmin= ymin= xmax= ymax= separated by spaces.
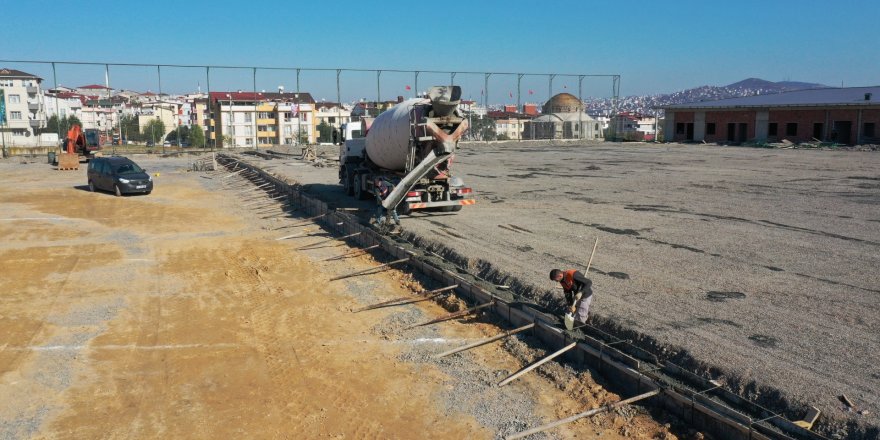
xmin=114 ymin=185 xmax=122 ymax=197
xmin=88 ymin=181 xmax=95 ymax=192
xmin=145 ymin=191 xmax=152 ymax=195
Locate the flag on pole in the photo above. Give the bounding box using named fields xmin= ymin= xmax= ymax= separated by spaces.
xmin=528 ymin=90 xmax=534 ymax=95
xmin=405 ymin=85 xmax=411 ymax=91
xmin=509 ymin=92 xmax=513 ymax=98
xmin=563 ymin=85 xmax=568 ymax=89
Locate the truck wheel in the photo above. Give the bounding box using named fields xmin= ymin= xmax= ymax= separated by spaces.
xmin=343 ymin=169 xmax=355 ymax=196
xmin=114 ymin=185 xmax=122 ymax=197
xmin=399 ymin=203 xmax=412 ymax=216
xmin=440 ymin=205 xmax=463 ymax=212
xmin=353 ymin=176 xmax=369 ymax=200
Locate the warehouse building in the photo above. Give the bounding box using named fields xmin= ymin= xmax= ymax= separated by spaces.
xmin=659 ymin=86 xmax=880 ymax=145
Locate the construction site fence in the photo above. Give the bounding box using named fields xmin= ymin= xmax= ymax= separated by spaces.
xmin=0 ymin=59 xmax=621 ymax=152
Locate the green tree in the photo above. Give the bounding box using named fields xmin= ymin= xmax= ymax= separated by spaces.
xmin=190 ymin=124 xmax=206 ymax=148
xmin=165 ymin=125 xmax=191 ymax=144
xmin=222 ymin=134 xmax=234 ymax=148
xmin=42 ymin=115 xmax=84 ymax=136
xmin=143 ymin=119 xmax=166 ymax=144
xmin=470 ymin=115 xmax=496 ymax=141
xmin=119 ymin=115 xmax=142 ymax=142
xmin=317 ymin=121 xmax=333 ymax=143
xmin=41 ymin=115 xmax=61 ymax=136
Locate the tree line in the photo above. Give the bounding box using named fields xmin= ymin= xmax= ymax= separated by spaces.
xmin=39 ymin=115 xmax=207 ymax=147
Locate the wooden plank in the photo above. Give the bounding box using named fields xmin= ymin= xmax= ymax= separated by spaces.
xmin=353 ymin=285 xmax=459 ymax=313
xmin=506 ymin=389 xmax=660 ymax=440
xmin=328 ymin=258 xmax=409 ymax=282
xmin=403 ymin=301 xmax=494 ymax=330
xmin=435 ymin=323 xmax=535 ymax=359
xmin=498 ymin=342 xmax=577 ymax=387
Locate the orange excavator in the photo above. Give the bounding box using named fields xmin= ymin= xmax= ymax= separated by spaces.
xmin=57 ymin=124 xmax=101 ymax=170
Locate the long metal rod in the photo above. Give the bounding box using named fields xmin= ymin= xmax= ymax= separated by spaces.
xmin=505 ymin=389 xmax=661 ymax=440
xmin=353 ymin=285 xmax=459 ymax=313
xmin=284 ymin=212 xmax=328 ymax=228
xmin=498 ymin=342 xmax=577 ymax=386
xmin=242 ymin=194 xmax=286 ymax=206
xmin=322 ymin=244 xmax=381 ymax=261
xmin=237 ymin=182 xmax=273 ymax=193
xmin=206 ymin=66 xmax=213 ymax=149
xmin=52 ymin=62 xmax=60 ymax=143
xmin=435 ymin=323 xmax=535 ymax=359
xmin=0 ymin=59 xmax=620 ymax=78
xmin=221 ymin=169 xmax=246 ymax=179
xmin=403 ymin=301 xmax=494 ymax=330
xmin=328 ymin=258 xmax=410 ymax=282
xmin=252 ymin=67 xmax=257 ymax=150
xmin=296 ymin=232 xmax=361 ymax=250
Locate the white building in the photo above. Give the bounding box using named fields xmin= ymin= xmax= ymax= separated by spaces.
xmin=210 ymin=92 xmax=316 ymax=148
xmin=314 ymin=102 xmax=351 ymax=143
xmin=0 ymin=68 xmax=47 ymax=147
xmin=44 ymin=93 xmax=84 ymax=121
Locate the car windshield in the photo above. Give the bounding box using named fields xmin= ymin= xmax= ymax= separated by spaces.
xmin=115 ymin=162 xmax=144 ymax=175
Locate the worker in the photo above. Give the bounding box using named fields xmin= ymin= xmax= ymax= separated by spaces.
xmin=549 ymin=268 xmax=593 ymax=325
xmin=374 ymin=177 xmax=401 ymax=231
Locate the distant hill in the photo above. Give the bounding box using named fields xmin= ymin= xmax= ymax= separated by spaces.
xmin=726 ymin=78 xmax=826 ymax=92
xmin=583 ymin=78 xmax=829 ymax=116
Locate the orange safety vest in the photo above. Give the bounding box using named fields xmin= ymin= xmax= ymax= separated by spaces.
xmin=560 ymin=269 xmax=578 ymax=292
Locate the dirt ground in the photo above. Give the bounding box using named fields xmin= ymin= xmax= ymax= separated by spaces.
xmin=0 ymin=156 xmax=675 ymax=439
xmin=255 ymin=141 xmax=880 ymax=436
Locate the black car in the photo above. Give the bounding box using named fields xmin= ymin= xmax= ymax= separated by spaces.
xmin=87 ymin=156 xmax=153 ymax=196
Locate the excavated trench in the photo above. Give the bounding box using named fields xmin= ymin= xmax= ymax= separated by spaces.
xmin=215 ymin=153 xmax=866 ymax=440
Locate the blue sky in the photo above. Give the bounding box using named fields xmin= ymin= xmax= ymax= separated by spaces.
xmin=2 ymin=0 xmax=877 ymax=103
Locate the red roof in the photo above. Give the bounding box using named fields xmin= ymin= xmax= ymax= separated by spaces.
xmin=78 ymin=84 xmax=111 ymax=90
xmin=209 ymin=91 xmax=315 ymax=104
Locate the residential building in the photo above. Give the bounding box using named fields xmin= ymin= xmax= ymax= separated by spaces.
xmin=137 ymin=102 xmax=179 ymax=142
xmin=611 ymin=112 xmax=658 ymax=141
xmin=659 ymin=86 xmax=880 ymax=144
xmin=487 ymin=111 xmax=530 ymax=140
xmin=44 ymin=91 xmax=84 ymax=121
xmin=210 ymin=91 xmax=316 ymax=147
xmin=314 ymin=102 xmax=351 ymax=143
xmin=0 ymin=68 xmax=47 ymax=147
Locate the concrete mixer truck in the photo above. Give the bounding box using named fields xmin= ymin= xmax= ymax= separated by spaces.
xmin=339 ymin=86 xmax=475 ymax=216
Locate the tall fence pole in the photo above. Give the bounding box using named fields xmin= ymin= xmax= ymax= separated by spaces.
xmin=336 ymin=69 xmax=342 ymax=144
xmin=578 ymin=75 xmax=584 ymax=140
xmin=296 ymin=68 xmax=301 ymax=146
xmin=158 ymin=65 xmax=164 ymax=154
xmin=52 ymin=62 xmax=60 ymax=144
xmin=252 ymin=67 xmax=258 ymax=149
xmin=376 ymin=70 xmax=381 ymax=103
xmin=206 ymin=66 xmax=213 ymax=149
xmin=414 ymin=71 xmax=420 ymax=98
xmin=516 ymin=73 xmax=523 ymax=112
